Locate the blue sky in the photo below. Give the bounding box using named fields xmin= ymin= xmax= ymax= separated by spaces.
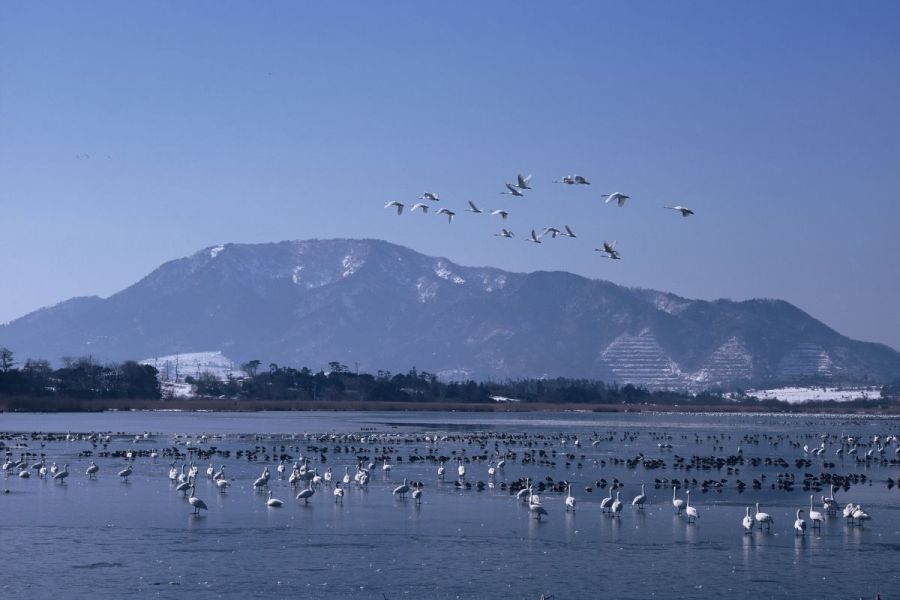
xmin=1 ymin=1 xmax=899 ymax=349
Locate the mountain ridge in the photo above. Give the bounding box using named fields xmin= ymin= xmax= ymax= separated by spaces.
xmin=2 ymin=238 xmax=898 ymax=389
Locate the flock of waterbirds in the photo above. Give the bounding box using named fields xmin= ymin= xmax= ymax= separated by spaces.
xmin=384 ymin=172 xmax=696 ymax=260
xmin=3 ymin=427 xmax=896 ymax=540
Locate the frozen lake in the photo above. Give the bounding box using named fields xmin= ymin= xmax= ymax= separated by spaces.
xmin=1 ymin=411 xmax=898 ymax=599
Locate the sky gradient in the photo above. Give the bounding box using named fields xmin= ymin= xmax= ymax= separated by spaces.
xmin=1 ymin=1 xmax=899 ymax=349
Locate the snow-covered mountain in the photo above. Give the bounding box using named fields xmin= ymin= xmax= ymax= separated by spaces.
xmin=2 ymin=238 xmax=898 ymax=389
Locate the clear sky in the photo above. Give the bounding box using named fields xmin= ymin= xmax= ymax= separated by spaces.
xmin=1 ymin=1 xmax=899 ymax=349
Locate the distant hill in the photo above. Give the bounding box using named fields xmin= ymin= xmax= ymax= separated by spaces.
xmin=2 ymin=238 xmax=898 ymax=389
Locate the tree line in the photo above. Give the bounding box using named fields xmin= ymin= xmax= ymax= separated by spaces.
xmin=1 ymin=348 xmax=897 ymax=409
xmin=0 ymin=348 xmax=161 ymax=400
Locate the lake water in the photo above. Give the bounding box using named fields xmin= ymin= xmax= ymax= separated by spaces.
xmin=1 ymin=411 xmax=897 ymax=599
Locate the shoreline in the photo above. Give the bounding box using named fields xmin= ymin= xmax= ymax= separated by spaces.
xmin=1 ymin=397 xmax=898 ymax=415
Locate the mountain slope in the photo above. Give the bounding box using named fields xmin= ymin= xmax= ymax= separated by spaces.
xmin=2 ymin=238 xmax=898 ymax=389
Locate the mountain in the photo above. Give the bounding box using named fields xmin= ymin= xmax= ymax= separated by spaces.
xmin=2 ymin=238 xmax=898 ymax=389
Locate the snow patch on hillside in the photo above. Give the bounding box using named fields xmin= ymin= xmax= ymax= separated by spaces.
xmin=140 ymin=351 xmax=242 ymax=382
xmin=209 ymin=245 xmax=225 ymax=258
xmin=434 ymin=261 xmax=466 ymax=285
xmin=416 ymin=278 xmax=437 ymax=303
xmin=341 ymin=253 xmax=364 ymax=277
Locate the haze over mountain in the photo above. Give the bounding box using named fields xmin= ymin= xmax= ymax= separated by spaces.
xmin=2 ymin=239 xmax=898 ymax=390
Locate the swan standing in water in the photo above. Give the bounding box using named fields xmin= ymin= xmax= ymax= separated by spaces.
xmin=85 ymin=462 xmax=99 ymax=478
xmin=742 ymin=507 xmax=754 ymax=533
xmin=393 ymin=478 xmax=411 ymax=499
xmin=53 ymin=464 xmax=69 ymax=484
xmin=755 ymin=503 xmax=774 ymax=531
xmin=517 ymin=478 xmax=532 ymax=502
xmin=611 ymin=492 xmax=623 ymax=518
xmin=672 ymin=486 xmax=685 ymax=514
xmin=565 ymin=485 xmax=576 ymax=512
xmin=528 ymin=490 xmax=548 ymax=521
xmin=631 ymin=484 xmax=646 ymax=509
xmin=685 ymin=491 xmax=698 ymax=523
xmin=794 ymin=509 xmax=806 ymax=536
xmin=852 ymin=505 xmax=870 ymax=526
xmin=267 ymin=490 xmax=283 ymax=508
xmin=334 ymin=484 xmax=344 ymax=503
xmin=296 ymin=481 xmax=315 ymax=504
xmin=809 ymin=495 xmax=824 ymax=529
xmin=189 ymin=485 xmax=207 ymax=516
xmin=118 ymin=465 xmax=133 ymax=482
xmin=600 ymin=487 xmax=614 ymax=513
xmin=412 ymin=484 xmax=423 ymax=504
xmin=437 ymin=461 xmax=445 ymax=479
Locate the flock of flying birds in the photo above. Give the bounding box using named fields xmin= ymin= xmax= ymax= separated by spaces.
xmin=383 ymin=172 xmax=695 ymax=260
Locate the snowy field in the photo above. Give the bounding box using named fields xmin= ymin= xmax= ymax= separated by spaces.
xmin=746 ymin=386 xmax=882 ymax=404
xmin=140 ymin=351 xmax=242 ymax=382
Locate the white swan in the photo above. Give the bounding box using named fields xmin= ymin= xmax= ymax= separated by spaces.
xmin=809 ymin=495 xmax=824 ymax=529
xmin=742 ymin=507 xmax=753 ymax=532
xmin=410 ymin=202 xmax=430 ymax=214
xmin=611 ymin=491 xmax=623 ymax=517
xmin=755 ymin=502 xmax=774 ymax=530
xmin=384 ymin=201 xmax=404 ymax=215
xmin=53 ymin=464 xmax=69 ymax=483
xmin=852 ymin=506 xmax=870 ymax=526
xmin=465 ymin=201 xmax=483 ymax=214
xmin=393 ymin=478 xmax=411 ymax=499
xmin=672 ymin=486 xmax=685 ymax=514
xmin=502 ymin=183 xmax=525 ymax=197
xmin=565 ymin=485 xmax=576 ymax=512
xmin=515 ymin=173 xmax=532 ymax=190
xmin=436 ymin=208 xmax=455 ymax=223
xmin=296 ymin=482 xmax=315 ymax=504
xmin=600 ymin=487 xmax=614 ymax=513
xmin=118 ymin=465 xmax=133 ymax=482
xmin=794 ymin=509 xmax=806 ymax=535
xmin=525 ymin=229 xmax=542 ymax=244
xmin=595 ymin=240 xmax=621 ymax=260
xmin=267 ymin=490 xmax=284 ymax=508
xmin=601 ymin=192 xmax=630 ymax=207
xmin=189 ymin=485 xmax=207 ymax=516
xmin=631 ymin=484 xmax=646 ymax=509
xmin=685 ymin=491 xmax=698 ymax=523
xmin=85 ymin=461 xmax=99 ymax=478
xmin=664 ymin=205 xmax=694 ymax=217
